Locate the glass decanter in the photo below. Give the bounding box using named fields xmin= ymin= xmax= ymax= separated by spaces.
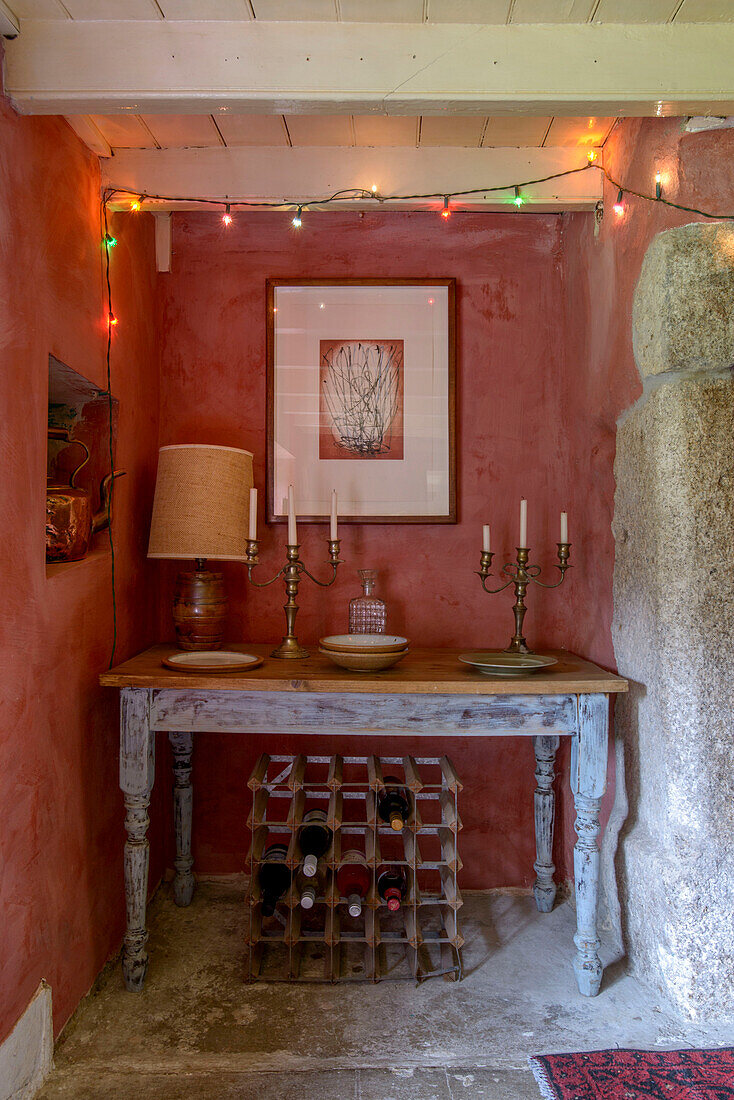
xmin=348 ymin=569 xmax=386 ymax=634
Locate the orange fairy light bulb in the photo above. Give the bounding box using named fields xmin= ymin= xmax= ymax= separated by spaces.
xmin=222 ymin=203 xmax=232 ymax=226
xmin=441 ymin=196 xmax=451 ymax=219
xmin=613 ymin=189 xmax=625 ymax=217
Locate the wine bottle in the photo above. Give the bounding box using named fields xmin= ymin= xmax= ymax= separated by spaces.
xmin=296 ymin=864 xmax=325 ymax=910
xmin=336 ymin=850 xmax=371 ymax=918
xmin=377 ymin=777 xmax=411 ymax=832
xmin=298 ymin=809 xmax=332 ymax=877
xmin=258 ymin=844 xmax=290 ymax=916
xmin=377 ymin=864 xmax=407 ymax=912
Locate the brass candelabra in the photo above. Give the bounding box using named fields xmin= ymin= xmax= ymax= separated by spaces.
xmin=476 ymin=544 xmax=571 ymax=653
xmin=245 ymin=538 xmax=342 ymax=659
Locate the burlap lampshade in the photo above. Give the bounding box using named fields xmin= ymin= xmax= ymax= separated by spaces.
xmin=148 ymin=444 xmax=253 ymax=562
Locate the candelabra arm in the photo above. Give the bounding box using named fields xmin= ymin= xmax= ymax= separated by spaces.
xmin=528 ymin=544 xmax=572 ymax=589
xmin=475 ymin=571 xmax=515 ymax=595
xmin=300 ymin=541 xmax=343 ymax=588
xmin=244 ymin=539 xmax=289 ymax=587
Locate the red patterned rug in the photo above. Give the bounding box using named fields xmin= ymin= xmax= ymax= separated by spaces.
xmin=529 ymin=1048 xmax=734 ymax=1099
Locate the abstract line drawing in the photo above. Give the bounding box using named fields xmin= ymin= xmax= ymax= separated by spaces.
xmin=319 ymin=339 xmax=404 ymax=461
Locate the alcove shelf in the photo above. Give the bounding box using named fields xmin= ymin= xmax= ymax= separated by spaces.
xmin=46 ymin=354 xmax=118 ymax=572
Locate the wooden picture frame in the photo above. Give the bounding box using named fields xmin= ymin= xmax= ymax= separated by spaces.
xmin=266 ymin=277 xmax=456 ymax=525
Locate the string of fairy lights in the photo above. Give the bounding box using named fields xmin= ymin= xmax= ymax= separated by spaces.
xmin=99 ymin=148 xmax=733 ymax=667
xmin=102 ymin=152 xmax=734 ymax=244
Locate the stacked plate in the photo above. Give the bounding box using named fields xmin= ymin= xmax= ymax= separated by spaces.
xmin=319 ymin=634 xmax=410 ymax=671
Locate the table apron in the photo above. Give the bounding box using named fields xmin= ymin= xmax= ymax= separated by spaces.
xmin=147 ymin=689 xmax=579 ymax=737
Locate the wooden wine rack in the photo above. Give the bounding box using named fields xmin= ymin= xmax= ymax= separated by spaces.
xmin=245 ymin=754 xmax=463 ymax=983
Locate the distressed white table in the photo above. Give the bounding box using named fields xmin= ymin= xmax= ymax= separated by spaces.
xmin=101 ymin=645 xmax=627 ymax=998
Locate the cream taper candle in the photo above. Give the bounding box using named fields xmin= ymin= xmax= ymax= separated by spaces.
xmin=560 ymin=511 xmax=568 ymax=543
xmin=287 ymin=484 xmax=297 ymax=545
xmin=520 ymin=499 xmax=528 ymax=547
xmin=330 ymin=489 xmax=338 ymax=541
xmin=248 ymin=487 xmax=257 ymax=540
xmin=482 ymin=524 xmax=491 ymax=553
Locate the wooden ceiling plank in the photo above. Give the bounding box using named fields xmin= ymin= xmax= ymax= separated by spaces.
xmin=7 ymin=21 xmax=734 ymax=116
xmin=340 ymin=0 xmax=423 ymax=20
xmin=426 ymin=0 xmax=510 ymax=21
xmin=0 ymin=0 xmax=19 ymax=35
xmin=140 ymin=113 xmax=223 ymax=146
xmin=510 ymin=0 xmax=595 ymax=21
xmin=285 ymin=113 xmax=354 ymax=145
xmin=92 ymin=113 xmax=158 ymax=148
xmin=483 ymin=116 xmax=552 ymax=146
xmin=158 ymin=0 xmax=253 ymax=17
xmin=63 ymin=0 xmax=160 ymax=16
xmin=215 ymin=113 xmax=289 ymax=145
xmin=353 ymin=115 xmax=420 ymax=146
xmin=65 ymin=113 xmax=111 ymax=155
xmin=251 ymin=0 xmax=337 ymax=17
xmin=419 ymin=115 xmax=485 ymax=146
xmin=592 ymin=0 xmax=678 ymax=21
xmin=543 ymin=114 xmax=615 ymax=146
xmin=7 ymin=0 xmax=67 ymax=15
xmin=674 ymin=0 xmax=734 ymax=19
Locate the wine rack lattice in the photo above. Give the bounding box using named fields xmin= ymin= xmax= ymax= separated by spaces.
xmin=245 ymin=754 xmax=463 ymax=983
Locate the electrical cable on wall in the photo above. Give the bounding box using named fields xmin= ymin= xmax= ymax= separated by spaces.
xmin=103 ymin=161 xmax=734 ymax=225
xmin=101 ymin=200 xmax=118 ymax=670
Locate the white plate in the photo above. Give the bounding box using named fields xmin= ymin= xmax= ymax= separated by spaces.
xmin=459 ymin=652 xmax=557 ymax=677
xmin=162 ymin=651 xmax=263 ymax=672
xmin=320 ymin=634 xmax=409 ymax=653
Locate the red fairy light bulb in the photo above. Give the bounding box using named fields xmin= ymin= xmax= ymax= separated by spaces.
xmin=222 ymin=203 xmax=232 ymax=226
xmin=613 ymin=189 xmax=625 ymax=217
xmin=441 ymin=196 xmax=451 ymax=219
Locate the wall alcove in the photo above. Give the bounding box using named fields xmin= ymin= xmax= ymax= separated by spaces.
xmin=46 ymin=354 xmax=119 ymax=573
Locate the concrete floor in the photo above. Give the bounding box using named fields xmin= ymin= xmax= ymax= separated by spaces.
xmin=37 ymin=882 xmax=732 ymax=1099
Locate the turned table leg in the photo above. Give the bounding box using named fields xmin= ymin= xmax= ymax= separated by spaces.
xmin=533 ymin=734 xmax=560 ymax=913
xmin=120 ymin=688 xmax=154 ymax=992
xmin=169 ymin=731 xmax=195 ymax=906
xmin=571 ymin=693 xmax=609 ymax=997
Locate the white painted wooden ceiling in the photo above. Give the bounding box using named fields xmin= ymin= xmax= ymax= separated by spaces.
xmin=78 ymin=112 xmax=616 ymax=152
xmin=8 ymin=0 xmax=733 ymax=21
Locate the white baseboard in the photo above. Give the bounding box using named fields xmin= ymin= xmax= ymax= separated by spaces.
xmin=0 ymin=982 xmax=53 ymax=1100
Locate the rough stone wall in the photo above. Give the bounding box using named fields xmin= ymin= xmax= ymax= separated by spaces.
xmin=612 ymin=222 xmax=734 ymax=1020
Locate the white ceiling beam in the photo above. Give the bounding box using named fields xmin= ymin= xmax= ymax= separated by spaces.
xmin=101 ymin=145 xmax=601 ymax=212
xmin=0 ymin=1 xmax=19 ymax=37
xmin=5 ymin=20 xmax=734 ymax=116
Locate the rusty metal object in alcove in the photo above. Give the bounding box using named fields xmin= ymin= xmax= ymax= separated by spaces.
xmin=46 ymin=427 xmax=126 ymax=562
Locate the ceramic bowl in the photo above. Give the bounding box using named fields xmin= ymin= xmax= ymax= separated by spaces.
xmin=319 ymin=634 xmax=409 ymax=654
xmin=319 ymin=646 xmax=408 ymax=672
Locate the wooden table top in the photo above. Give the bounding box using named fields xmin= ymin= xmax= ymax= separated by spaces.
xmin=100 ymin=645 xmax=628 ymax=695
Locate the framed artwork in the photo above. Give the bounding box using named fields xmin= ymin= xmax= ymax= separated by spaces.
xmin=266 ymin=278 xmax=456 ymax=524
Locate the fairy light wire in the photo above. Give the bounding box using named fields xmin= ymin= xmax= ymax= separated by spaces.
xmin=101 ymin=199 xmax=118 ymax=669
xmin=104 ymin=161 xmax=734 ymax=221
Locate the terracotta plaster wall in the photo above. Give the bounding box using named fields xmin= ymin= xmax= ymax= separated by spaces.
xmin=157 ymin=210 xmax=587 ymax=890
xmin=0 ymin=92 xmax=161 ymax=1041
xmin=556 ymin=117 xmax=734 ymax=883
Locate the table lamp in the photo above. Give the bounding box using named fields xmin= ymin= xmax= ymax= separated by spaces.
xmin=148 ymin=444 xmax=253 ymax=651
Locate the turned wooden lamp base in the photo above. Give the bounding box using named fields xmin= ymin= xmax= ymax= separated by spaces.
xmin=172 ymin=558 xmax=228 ymax=651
